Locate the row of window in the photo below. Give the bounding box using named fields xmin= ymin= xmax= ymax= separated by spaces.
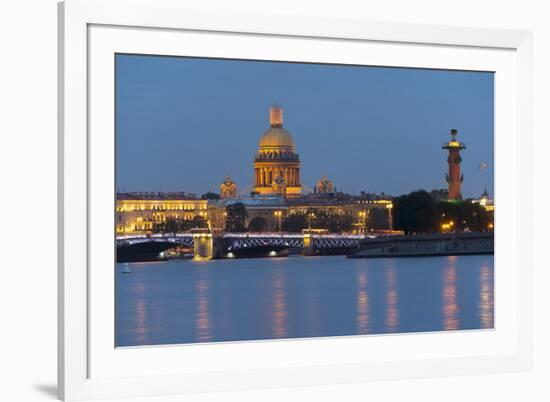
xmin=118 ymin=214 xmax=206 ymax=222
xmin=116 ymin=205 xmax=207 ymax=212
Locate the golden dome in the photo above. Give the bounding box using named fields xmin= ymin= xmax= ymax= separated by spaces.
xmin=258 ymin=127 xmax=295 ymax=148
xmin=253 ymin=107 xmax=302 ymax=197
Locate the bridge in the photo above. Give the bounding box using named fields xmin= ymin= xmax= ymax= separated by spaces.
xmin=116 ymin=233 xmax=369 ymax=262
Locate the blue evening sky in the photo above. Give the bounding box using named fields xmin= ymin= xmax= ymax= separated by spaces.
xmin=116 ymin=54 xmax=494 ymax=198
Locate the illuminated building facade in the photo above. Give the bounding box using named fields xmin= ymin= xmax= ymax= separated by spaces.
xmin=471 ymin=189 xmax=495 ymax=230
xmin=253 ymin=107 xmax=301 ymax=196
xmin=220 ymin=194 xmax=394 ymax=233
xmin=116 ymin=192 xmax=208 ymax=234
xmin=219 ymin=177 xmax=237 ymax=199
xmin=116 ymin=192 xmax=395 ymax=234
xmin=314 ymin=176 xmax=334 ymax=194
xmin=442 ymin=129 xmax=466 ymax=200
xmin=472 ymin=189 xmax=495 ymax=211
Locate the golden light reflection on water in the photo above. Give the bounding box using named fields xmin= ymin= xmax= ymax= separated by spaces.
xmin=272 ymin=270 xmax=288 ymax=338
xmin=385 ymin=265 xmax=399 ymax=332
xmin=304 ymin=274 xmax=321 ymax=336
xmin=132 ymin=281 xmax=149 ymax=344
xmin=479 ymin=264 xmax=494 ymax=329
xmin=195 ymin=272 xmax=212 ymax=342
xmin=356 ymin=270 xmax=370 ymax=334
xmin=443 ymin=256 xmax=459 ymax=331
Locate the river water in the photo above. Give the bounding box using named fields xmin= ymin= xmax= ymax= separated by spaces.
xmin=115 ymin=255 xmax=494 ymax=347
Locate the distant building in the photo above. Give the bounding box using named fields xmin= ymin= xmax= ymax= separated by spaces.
xmin=430 ymin=189 xmax=449 ymax=201
xmin=219 ymin=177 xmax=237 ymax=199
xmin=224 ymin=193 xmax=394 ymax=233
xmin=314 ymin=176 xmax=334 ymax=194
xmin=115 ymin=190 xmax=394 ymax=235
xmin=472 ymin=188 xmax=495 ymax=211
xmin=116 ymin=192 xmax=208 ymax=234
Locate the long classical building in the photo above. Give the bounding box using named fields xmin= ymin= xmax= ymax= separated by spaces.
xmin=225 ymin=193 xmax=394 ymax=233
xmin=116 ymin=192 xmax=208 ymax=234
xmin=116 ymin=191 xmax=394 ymax=235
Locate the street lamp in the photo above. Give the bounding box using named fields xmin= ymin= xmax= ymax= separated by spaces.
xmin=386 ymin=202 xmax=393 ymax=231
xmin=222 ymin=211 xmax=227 ymax=231
xmin=273 ymin=210 xmax=282 ymax=232
xmin=358 ymin=210 xmax=367 ymax=234
xmin=308 ymin=212 xmax=315 ymax=230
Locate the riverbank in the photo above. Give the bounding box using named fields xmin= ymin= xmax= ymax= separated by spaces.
xmin=348 ymin=232 xmax=493 ymax=258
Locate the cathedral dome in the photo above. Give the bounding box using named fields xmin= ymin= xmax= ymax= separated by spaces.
xmin=253 ymin=106 xmax=302 ymax=197
xmin=258 ymin=127 xmax=295 ymax=148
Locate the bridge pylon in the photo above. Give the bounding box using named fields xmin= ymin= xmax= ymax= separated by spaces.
xmin=302 ymin=234 xmax=315 ymax=256
xmin=192 ymin=229 xmax=223 ymax=260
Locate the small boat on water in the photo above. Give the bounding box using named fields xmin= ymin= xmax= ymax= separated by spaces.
xmin=348 ymin=231 xmax=494 ymax=259
xmin=122 ymin=263 xmax=132 ymax=274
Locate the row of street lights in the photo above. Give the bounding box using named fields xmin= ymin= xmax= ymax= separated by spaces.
xmin=273 ymin=210 xmax=283 ymax=232
xmin=273 ymin=210 xmax=370 ymax=233
xmin=219 ymin=207 xmax=391 ymax=233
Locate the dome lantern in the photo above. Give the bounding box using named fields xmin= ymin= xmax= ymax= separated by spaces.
xmin=269 ymin=106 xmax=283 ymax=127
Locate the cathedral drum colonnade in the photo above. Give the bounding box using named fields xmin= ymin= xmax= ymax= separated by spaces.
xmin=253 ymin=107 xmax=302 ymax=196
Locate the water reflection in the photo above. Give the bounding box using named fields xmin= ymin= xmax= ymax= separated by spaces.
xmin=442 ymin=256 xmax=459 ymax=330
xmin=385 ymin=264 xmax=399 ymax=332
xmin=132 ymin=281 xmax=149 ymax=344
xmin=356 ymin=269 xmax=370 ymax=334
xmin=304 ymin=274 xmax=321 ymax=337
xmin=479 ymin=263 xmax=494 ymax=328
xmin=116 ymin=256 xmax=494 ymax=346
xmin=195 ymin=270 xmax=212 ymax=342
xmin=271 ymin=270 xmax=288 ymax=338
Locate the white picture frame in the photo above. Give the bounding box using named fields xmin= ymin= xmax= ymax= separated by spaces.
xmin=58 ymin=0 xmax=533 ymax=400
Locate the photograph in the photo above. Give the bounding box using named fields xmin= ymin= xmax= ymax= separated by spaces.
xmin=114 ymin=54 xmax=495 ymax=347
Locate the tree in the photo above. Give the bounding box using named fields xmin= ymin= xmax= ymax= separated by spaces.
xmin=368 ymin=208 xmax=390 ymax=230
xmin=306 ymin=209 xmax=354 ymax=233
xmin=393 ymin=190 xmax=492 ymax=234
xmin=436 ymin=201 xmax=490 ymax=232
xmin=164 ymin=217 xmax=180 ymax=234
xmin=281 ymin=213 xmax=308 ymax=233
xmin=248 ymin=216 xmax=268 ymax=232
xmin=393 ymin=190 xmax=437 ymax=234
xmin=201 ymin=192 xmax=220 ymax=200
xmin=225 ymin=202 xmax=248 ymax=232
xmin=189 ymin=215 xmax=208 ymax=230
xmin=152 ymin=215 xmax=207 ymax=234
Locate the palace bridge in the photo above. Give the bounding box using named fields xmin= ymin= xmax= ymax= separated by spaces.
xmin=116 ymin=232 xmax=371 ymax=262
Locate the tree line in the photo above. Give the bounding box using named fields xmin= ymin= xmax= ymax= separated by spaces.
xmin=392 ymin=190 xmax=493 ymax=234
xmin=152 ymin=215 xmax=208 ymax=233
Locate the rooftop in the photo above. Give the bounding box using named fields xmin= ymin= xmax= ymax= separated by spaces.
xmin=117 ymin=192 xmax=200 ymax=201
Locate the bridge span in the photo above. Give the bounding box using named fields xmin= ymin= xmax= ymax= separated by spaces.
xmin=116 ymin=232 xmax=372 ymax=262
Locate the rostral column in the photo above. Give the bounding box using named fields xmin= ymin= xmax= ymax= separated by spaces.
xmin=442 ymin=129 xmax=466 ymax=200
